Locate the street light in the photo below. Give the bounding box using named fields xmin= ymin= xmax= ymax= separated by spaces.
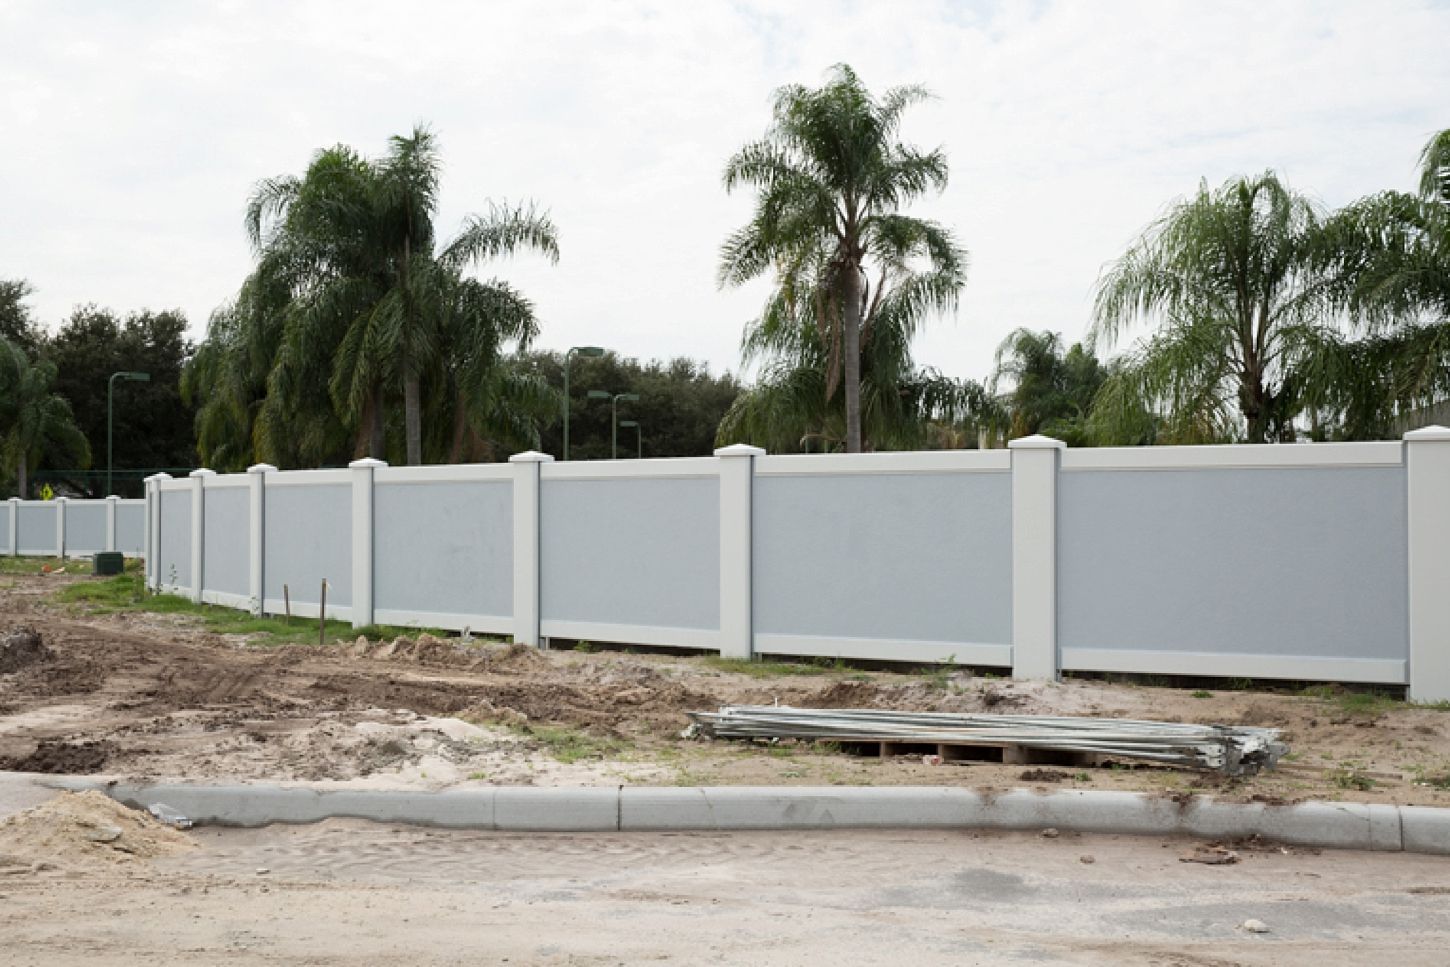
xmin=562 ymin=346 xmax=604 ymax=460
xmin=610 ymin=392 xmax=640 ymax=458
xmin=620 ymin=419 xmax=642 ymax=459
xmin=107 ymin=371 xmax=150 ymax=496
xmin=580 ymin=390 xmax=610 ymax=459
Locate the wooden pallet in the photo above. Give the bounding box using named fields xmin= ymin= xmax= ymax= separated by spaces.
xmin=834 ymin=739 xmax=1109 ymax=767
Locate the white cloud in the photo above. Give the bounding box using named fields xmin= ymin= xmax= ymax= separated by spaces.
xmin=1 ymin=0 xmax=1445 ymax=384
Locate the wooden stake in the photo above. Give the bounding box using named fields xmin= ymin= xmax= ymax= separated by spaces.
xmin=283 ymin=584 xmax=291 ymax=623
xmin=319 ymin=579 xmax=327 ymax=647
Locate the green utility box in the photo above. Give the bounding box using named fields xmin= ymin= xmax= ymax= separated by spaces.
xmin=93 ymin=552 xmax=124 ymax=576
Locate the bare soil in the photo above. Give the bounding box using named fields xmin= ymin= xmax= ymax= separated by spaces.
xmin=2 ymin=572 xmax=1449 ymax=803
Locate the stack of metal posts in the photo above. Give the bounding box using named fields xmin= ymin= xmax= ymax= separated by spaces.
xmin=686 ymin=706 xmax=1287 ymax=775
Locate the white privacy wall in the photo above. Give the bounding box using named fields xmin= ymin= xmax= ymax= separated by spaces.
xmin=138 ymin=427 xmax=1450 ymax=701
xmin=1057 ymin=444 xmax=1410 ymax=684
xmin=372 ymin=467 xmax=514 ymax=635
xmin=5 ymin=497 xmax=146 ymax=557
xmin=540 ymin=460 xmax=720 ymax=649
xmin=752 ymin=452 xmax=1013 ymax=665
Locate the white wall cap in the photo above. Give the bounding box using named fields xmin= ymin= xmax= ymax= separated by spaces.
xmin=1008 ymin=434 xmax=1066 ymax=450
xmin=54 ymin=496 xmax=68 ymax=502
xmin=246 ymin=463 xmax=277 ymax=474
xmin=106 ymin=494 xmax=120 ymax=501
xmin=714 ymin=444 xmax=766 ymax=457
xmin=1404 ymin=425 xmax=1450 ymax=442
xmin=348 ymin=457 xmax=388 ymax=468
xmin=189 ymin=468 xmax=217 ymax=477
xmin=143 ymin=472 xmax=172 ymax=482
xmin=509 ymin=451 xmax=556 ymax=463
xmin=7 ymin=496 xmax=20 ymax=502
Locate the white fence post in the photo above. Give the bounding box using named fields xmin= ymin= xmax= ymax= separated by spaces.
xmin=716 ymin=444 xmax=763 ymax=659
xmin=510 ymin=451 xmax=553 ymax=647
xmin=1406 ymin=426 xmax=1450 ymax=702
xmin=54 ymin=497 xmax=67 ymax=558
xmin=7 ymin=497 xmax=17 ymax=557
xmin=106 ymin=495 xmax=119 ymax=552
xmin=247 ymin=464 xmax=274 ymax=616
xmin=1010 ymin=434 xmax=1064 ymax=680
xmin=189 ymin=469 xmax=214 ymax=603
xmin=349 ymin=458 xmax=385 ymax=630
xmin=144 ymin=474 xmax=168 ymax=589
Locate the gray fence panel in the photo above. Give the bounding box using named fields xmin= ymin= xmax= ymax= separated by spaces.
xmin=1058 ymin=466 xmax=1409 ymax=660
xmin=116 ymin=502 xmax=146 ymax=555
xmin=158 ymin=490 xmax=192 ymax=588
xmin=753 ymin=472 xmax=1014 ymax=646
xmin=263 ymin=484 xmax=351 ymax=609
xmin=203 ymin=487 xmax=250 ymax=598
xmin=16 ymin=504 xmax=55 ymax=554
xmin=64 ymin=503 xmax=107 ymax=554
xmin=374 ymin=480 xmax=513 ymax=621
xmin=541 ymin=476 xmax=720 ymax=632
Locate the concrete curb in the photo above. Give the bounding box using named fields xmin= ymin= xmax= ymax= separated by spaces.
xmin=44 ymin=780 xmax=1450 ymax=855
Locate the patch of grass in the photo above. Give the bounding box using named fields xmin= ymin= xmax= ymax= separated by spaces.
xmin=701 ymin=656 xmax=831 ymax=678
xmin=1191 ymin=690 xmax=1213 ymax=699
xmin=0 ymin=556 xmax=70 ymax=575
xmin=1409 ymin=765 xmax=1450 ymax=790
xmin=1299 ymin=683 xmax=1403 ymax=717
xmin=1329 ymin=762 xmax=1377 ymax=791
xmin=573 ymin=639 xmax=595 ymax=653
xmin=523 ymin=725 xmax=624 ymax=764
xmin=53 ymin=572 xmax=429 ymax=646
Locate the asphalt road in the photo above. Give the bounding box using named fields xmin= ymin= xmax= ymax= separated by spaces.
xmin=4 ymin=814 xmax=1449 ymax=965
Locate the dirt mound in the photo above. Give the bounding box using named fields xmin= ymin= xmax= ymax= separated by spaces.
xmin=0 ymin=790 xmax=194 ymax=872
xmin=346 ymin=635 xmax=548 ymax=673
xmin=801 ymin=681 xmax=889 ymax=709
xmin=0 ymin=626 xmax=51 ymax=673
xmin=1 ymin=738 xmax=113 ymax=774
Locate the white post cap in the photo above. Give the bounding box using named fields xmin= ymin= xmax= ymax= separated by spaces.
xmin=1404 ymin=425 xmax=1450 ymax=442
xmin=509 ymin=451 xmax=556 ymax=463
xmin=348 ymin=457 xmax=388 ymax=469
xmin=189 ymin=468 xmax=217 ymax=478
xmin=714 ymin=444 xmax=766 ymax=457
xmin=1008 ymin=434 xmax=1066 ymax=449
xmin=246 ymin=463 xmax=277 ymax=474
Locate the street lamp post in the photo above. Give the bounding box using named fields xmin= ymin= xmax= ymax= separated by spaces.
xmin=610 ymin=392 xmax=640 ymax=458
xmin=620 ymin=420 xmax=642 ymax=459
xmin=107 ymin=371 xmax=150 ymax=496
xmin=562 ymin=346 xmax=605 ymax=461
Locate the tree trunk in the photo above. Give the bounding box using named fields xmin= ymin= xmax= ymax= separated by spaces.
xmin=842 ymin=265 xmax=864 ymax=453
xmin=355 ymin=387 xmax=386 ymax=460
xmin=16 ymin=451 xmax=26 ymax=498
xmin=404 ymin=372 xmax=422 ymax=466
xmin=1239 ymin=368 xmax=1269 ymax=443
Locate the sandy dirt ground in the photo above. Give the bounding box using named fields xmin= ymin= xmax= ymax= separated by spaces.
xmin=2 ymin=571 xmax=1449 ymax=804
xmin=2 ymin=802 xmax=1450 ymax=966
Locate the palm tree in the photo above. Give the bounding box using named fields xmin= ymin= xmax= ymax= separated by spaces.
xmin=715 ymin=270 xmax=988 ymax=452
xmin=241 ymin=127 xmax=559 ymax=465
xmin=1302 ymin=128 xmax=1450 ymax=437
xmin=0 ymin=339 xmax=90 ymax=495
xmin=1091 ymin=173 xmax=1333 ymax=443
xmin=719 ymin=65 xmax=967 ymax=453
xmin=990 ymin=329 xmax=1106 ymax=445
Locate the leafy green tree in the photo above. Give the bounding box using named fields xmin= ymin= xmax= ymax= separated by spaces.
xmin=41 ymin=306 xmax=195 ymax=495
xmin=526 ymin=351 xmax=741 ymax=459
xmin=990 ymin=329 xmax=1106 ymax=445
xmin=1091 ymin=173 xmax=1335 ymax=443
xmin=238 ymin=127 xmax=559 ymax=466
xmin=719 ymin=65 xmax=967 ymax=453
xmin=1300 ymin=128 xmax=1450 ymax=438
xmin=714 ymin=293 xmax=987 ymax=452
xmin=0 ymin=338 xmax=90 ymax=496
xmin=0 ymin=280 xmax=41 ymax=356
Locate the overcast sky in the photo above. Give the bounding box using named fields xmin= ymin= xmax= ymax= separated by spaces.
xmin=3 ymin=0 xmax=1447 ymax=383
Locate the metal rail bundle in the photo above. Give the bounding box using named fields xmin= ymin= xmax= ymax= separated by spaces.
xmin=686 ymin=706 xmax=1288 ymax=775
